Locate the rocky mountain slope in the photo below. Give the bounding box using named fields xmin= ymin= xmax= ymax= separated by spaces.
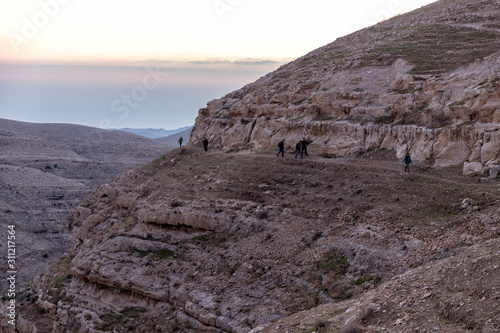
xmin=9 ymin=0 xmax=500 ymax=332
xmin=0 ymin=118 xmax=173 ymax=293
xmin=252 ymin=238 xmax=500 ymax=333
xmin=190 ymin=0 xmax=500 ymax=174
xmin=19 ymin=147 xmax=500 ymax=332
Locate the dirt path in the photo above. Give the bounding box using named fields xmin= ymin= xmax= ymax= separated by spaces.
xmin=251 ymin=150 xmax=500 ymax=198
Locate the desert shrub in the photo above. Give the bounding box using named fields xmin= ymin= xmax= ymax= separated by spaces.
xmin=374 ymin=115 xmax=395 ymax=124
xmin=354 ymin=274 xmax=375 ymax=285
xmin=170 ymin=201 xmax=183 ymax=208
xmin=316 ymin=249 xmax=349 ymax=277
xmin=153 ymin=249 xmax=174 ymax=259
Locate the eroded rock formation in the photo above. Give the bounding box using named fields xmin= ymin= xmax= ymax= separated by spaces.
xmin=20 ymin=148 xmax=500 ymax=332
xmin=10 ymin=0 xmax=500 ymax=332
xmin=191 ymin=0 xmax=500 ymax=175
xmin=0 ymin=118 xmax=172 ymax=295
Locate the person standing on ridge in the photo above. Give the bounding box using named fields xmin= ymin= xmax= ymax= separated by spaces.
xmin=277 ymin=139 xmax=285 ymax=157
xmin=300 ymin=137 xmax=309 ymax=156
xmin=203 ymin=137 xmax=209 ymax=152
xmin=294 ymin=141 xmax=303 ymax=159
xmin=178 ymin=137 xmax=183 ymax=147
xmin=403 ymin=153 xmax=412 ymax=172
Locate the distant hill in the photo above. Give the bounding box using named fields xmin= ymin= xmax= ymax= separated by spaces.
xmin=0 ymin=117 xmax=174 ymax=294
xmin=155 ymin=126 xmax=193 ymax=146
xmin=114 ymin=126 xmax=192 ymax=139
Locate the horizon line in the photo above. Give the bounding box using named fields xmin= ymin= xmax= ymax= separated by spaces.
xmin=0 ymin=56 xmax=294 ymax=68
xmin=0 ymin=116 xmax=194 ymax=131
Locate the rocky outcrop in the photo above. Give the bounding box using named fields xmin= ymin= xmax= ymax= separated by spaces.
xmin=190 ymin=0 xmax=500 ymax=175
xmin=251 ymin=237 xmax=500 ymax=332
xmin=23 ymin=147 xmax=500 ymax=332
xmin=192 ymin=55 xmax=500 ymax=173
xmin=14 ymin=1 xmax=500 ymax=332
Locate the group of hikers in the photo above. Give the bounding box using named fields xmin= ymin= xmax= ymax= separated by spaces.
xmin=196 ymin=135 xmax=413 ymax=172
xmin=277 ymin=138 xmax=309 ymax=159
xmin=178 ymin=136 xmax=209 ymax=152
xmin=276 ymin=138 xmax=414 ymax=172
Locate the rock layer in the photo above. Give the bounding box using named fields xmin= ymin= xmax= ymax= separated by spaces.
xmin=21 ymin=148 xmax=500 ymax=333
xmin=0 ymin=118 xmax=172 ymax=294
xmin=191 ymin=0 xmax=500 ymax=175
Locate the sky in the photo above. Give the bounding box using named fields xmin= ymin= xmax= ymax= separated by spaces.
xmin=0 ymin=0 xmax=438 ymax=130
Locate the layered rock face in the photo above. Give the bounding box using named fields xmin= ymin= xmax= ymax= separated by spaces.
xmin=191 ymin=0 xmax=500 ymax=174
xmin=24 ymin=148 xmax=500 ymax=332
xmin=13 ymin=0 xmax=500 ymax=332
xmin=0 ymin=118 xmax=172 ymax=293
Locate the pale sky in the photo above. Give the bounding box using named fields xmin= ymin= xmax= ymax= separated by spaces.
xmin=1 ymin=0 xmax=438 ymax=64
xmin=0 ymin=0 xmax=439 ymax=130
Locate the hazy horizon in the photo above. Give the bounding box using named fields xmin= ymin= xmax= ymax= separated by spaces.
xmin=0 ymin=61 xmax=282 ymax=130
xmin=0 ymin=0 xmax=438 ymax=129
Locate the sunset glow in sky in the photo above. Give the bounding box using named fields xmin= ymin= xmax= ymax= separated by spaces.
xmin=1 ymin=0 xmax=437 ymax=64
xmin=0 ymin=0 xmax=438 ymax=130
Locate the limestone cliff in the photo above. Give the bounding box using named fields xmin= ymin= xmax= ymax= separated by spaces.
xmin=191 ymin=0 xmax=500 ymax=174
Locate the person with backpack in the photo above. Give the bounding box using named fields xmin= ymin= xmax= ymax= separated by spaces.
xmin=178 ymin=137 xmax=183 ymax=147
xmin=294 ymin=142 xmax=303 ymax=159
xmin=402 ymin=153 xmax=412 ymax=172
xmin=277 ymin=139 xmax=285 ymax=157
xmin=203 ymin=137 xmax=209 ymax=151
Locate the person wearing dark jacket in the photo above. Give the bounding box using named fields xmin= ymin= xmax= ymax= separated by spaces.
xmin=295 ymin=142 xmax=303 ymax=159
xmin=300 ymin=138 xmax=309 ymax=156
xmin=402 ymin=153 xmax=412 ymax=172
xmin=203 ymin=137 xmax=209 ymax=151
xmin=277 ymin=140 xmax=285 ymax=157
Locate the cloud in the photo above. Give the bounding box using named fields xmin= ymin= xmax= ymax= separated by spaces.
xmin=188 ymin=60 xmax=232 ymax=65
xmin=188 ymin=58 xmax=286 ymax=67
xmin=234 ymin=59 xmax=283 ymax=66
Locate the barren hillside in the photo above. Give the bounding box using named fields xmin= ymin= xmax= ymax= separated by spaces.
xmin=7 ymin=0 xmax=500 ymax=332
xmin=190 ymin=0 xmax=500 ymax=174
xmin=0 ymin=118 xmax=173 ymax=294
xmin=16 ymin=147 xmax=500 ymax=332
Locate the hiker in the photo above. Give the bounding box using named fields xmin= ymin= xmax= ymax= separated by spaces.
xmin=277 ymin=139 xmax=285 ymax=157
xmin=203 ymin=137 xmax=209 ymax=151
xmin=300 ymin=137 xmax=309 ymax=156
xmin=178 ymin=137 xmax=183 ymax=147
xmin=294 ymin=142 xmax=303 ymax=159
xmin=402 ymin=153 xmax=412 ymax=172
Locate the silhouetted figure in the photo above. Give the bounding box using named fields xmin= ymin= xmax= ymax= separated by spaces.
xmin=203 ymin=137 xmax=209 ymax=151
xmin=178 ymin=137 xmax=183 ymax=147
xmin=294 ymin=142 xmax=303 ymax=159
xmin=300 ymin=137 xmax=309 ymax=156
xmin=277 ymin=139 xmax=285 ymax=157
xmin=403 ymin=153 xmax=412 ymax=172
